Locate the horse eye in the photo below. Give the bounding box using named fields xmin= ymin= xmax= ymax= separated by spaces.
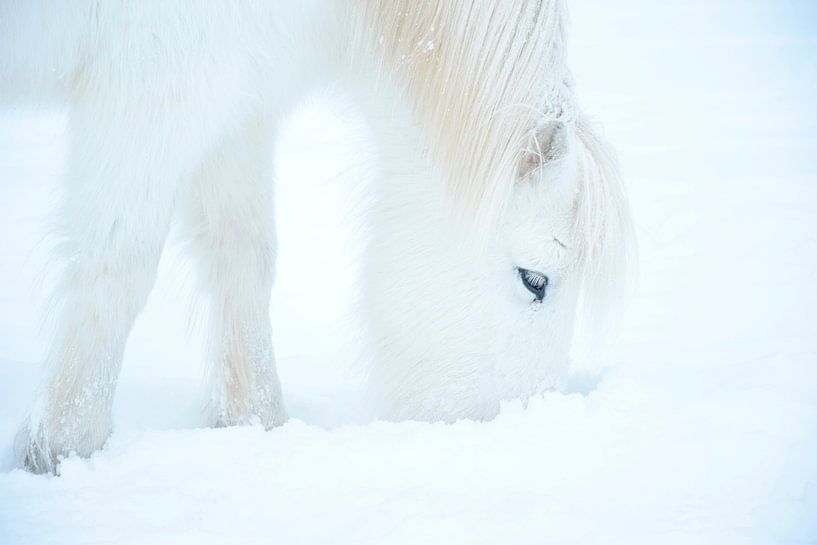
xmin=517 ymin=268 xmax=549 ymax=302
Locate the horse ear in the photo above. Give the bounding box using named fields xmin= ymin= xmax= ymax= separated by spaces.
xmin=517 ymin=120 xmax=571 ymax=182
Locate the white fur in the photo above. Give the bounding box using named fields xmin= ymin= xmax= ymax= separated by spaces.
xmin=1 ymin=0 xmax=633 ymax=472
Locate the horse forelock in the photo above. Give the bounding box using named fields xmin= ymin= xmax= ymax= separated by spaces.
xmin=573 ymin=118 xmax=637 ymax=336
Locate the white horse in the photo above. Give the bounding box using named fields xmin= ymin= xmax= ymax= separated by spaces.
xmin=1 ymin=0 xmax=633 ymax=473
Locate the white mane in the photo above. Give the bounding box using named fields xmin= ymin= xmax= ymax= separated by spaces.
xmin=350 ymin=0 xmax=572 ymax=212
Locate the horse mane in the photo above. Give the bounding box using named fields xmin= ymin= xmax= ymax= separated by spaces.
xmin=350 ymin=0 xmax=572 ymax=213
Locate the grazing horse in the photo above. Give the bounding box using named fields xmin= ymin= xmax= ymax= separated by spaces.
xmin=0 ymin=0 xmax=633 ymax=473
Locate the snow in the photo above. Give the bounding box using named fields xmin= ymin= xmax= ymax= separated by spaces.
xmin=1 ymin=1 xmax=816 ymax=543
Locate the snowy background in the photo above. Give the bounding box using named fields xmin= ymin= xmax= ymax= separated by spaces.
xmin=1 ymin=1 xmax=816 ymax=543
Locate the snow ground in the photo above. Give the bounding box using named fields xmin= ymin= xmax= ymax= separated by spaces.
xmin=1 ymin=1 xmax=816 ymax=544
